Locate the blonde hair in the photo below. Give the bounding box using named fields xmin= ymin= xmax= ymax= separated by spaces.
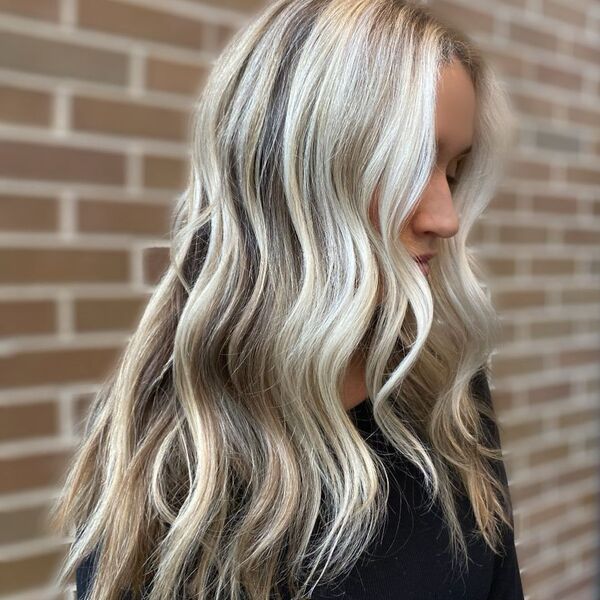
xmin=50 ymin=1 xmax=517 ymax=599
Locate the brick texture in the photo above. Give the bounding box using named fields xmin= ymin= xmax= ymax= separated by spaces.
xmin=0 ymin=1 xmax=597 ymax=600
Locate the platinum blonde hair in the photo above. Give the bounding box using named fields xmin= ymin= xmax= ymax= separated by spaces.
xmin=51 ymin=1 xmax=518 ymax=599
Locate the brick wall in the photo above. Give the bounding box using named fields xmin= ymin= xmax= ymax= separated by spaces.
xmin=0 ymin=1 xmax=597 ymax=600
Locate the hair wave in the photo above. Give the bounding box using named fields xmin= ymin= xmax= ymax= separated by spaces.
xmin=50 ymin=1 xmax=518 ymax=599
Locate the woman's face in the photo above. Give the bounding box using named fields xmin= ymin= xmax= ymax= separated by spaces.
xmin=369 ymin=58 xmax=476 ymax=279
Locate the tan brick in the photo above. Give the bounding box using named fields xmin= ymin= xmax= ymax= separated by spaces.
xmin=486 ymin=49 xmax=528 ymax=80
xmin=565 ymin=165 xmax=600 ymax=185
xmin=0 ymin=299 xmax=56 ymax=336
xmin=564 ymin=227 xmax=600 ymax=244
xmin=0 ymin=0 xmax=59 ymax=21
xmin=498 ymin=225 xmax=548 ymax=243
xmin=78 ymin=0 xmax=211 ymax=51
xmin=0 ymin=84 xmax=52 ymax=126
xmin=570 ymin=39 xmax=600 ymax=65
xmin=0 ymin=140 xmax=126 ymax=184
xmin=527 ymin=381 xmax=572 ymax=406
xmin=146 ymin=56 xmax=208 ymax=96
xmin=530 ymin=257 xmax=576 ymax=275
xmin=0 ymin=401 xmax=58 ymax=441
xmin=430 ymin=0 xmax=495 ymax=33
xmin=534 ymin=63 xmax=583 ymax=91
xmin=562 ymin=287 xmax=600 ymax=304
xmin=542 ymin=0 xmax=587 ymax=27
xmin=185 ymin=0 xmax=266 ymax=11
xmin=530 ymin=319 xmax=573 ymax=339
xmin=143 ymin=154 xmax=189 ymax=190
xmin=488 ymin=189 xmax=519 ymax=211
xmin=506 ymin=159 xmax=551 ymax=180
xmin=74 ymin=295 xmax=149 ymax=332
xmin=0 ymin=248 xmax=130 ymax=284
xmin=558 ymin=407 xmax=600 ymax=429
xmin=524 ymin=499 xmax=570 ymax=528
xmin=567 ymin=105 xmax=600 ymax=128
xmin=528 ymin=441 xmax=571 ymax=467
xmin=491 ymin=353 xmax=545 ymax=377
xmin=508 ymin=21 xmax=559 ymax=52
xmin=483 ymin=257 xmax=516 ymax=277
xmin=0 ymin=30 xmax=127 ymax=85
xmin=502 ymin=418 xmax=544 ymax=445
xmin=510 ymin=91 xmax=556 ymax=119
xmin=0 ymin=548 xmax=67 ymax=594
xmin=0 ymin=194 xmax=58 ymax=231
xmin=494 ymin=289 xmax=546 ymax=310
xmin=78 ymin=198 xmax=170 ymax=236
xmin=142 ymin=246 xmax=170 ymax=285
xmin=0 ymin=502 xmax=55 ymax=545
xmin=72 ymin=96 xmax=189 ymax=142
xmin=559 ymin=347 xmax=600 ymax=368
xmin=0 ymin=346 xmax=121 ymax=388
xmin=531 ymin=193 xmax=578 ymax=215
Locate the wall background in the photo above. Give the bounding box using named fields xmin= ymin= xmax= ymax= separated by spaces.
xmin=0 ymin=1 xmax=597 ymax=599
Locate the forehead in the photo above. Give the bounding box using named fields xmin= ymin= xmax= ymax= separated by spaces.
xmin=435 ymin=60 xmax=476 ymax=155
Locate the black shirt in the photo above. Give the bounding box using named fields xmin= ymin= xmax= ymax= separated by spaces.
xmin=76 ymin=377 xmax=524 ymax=599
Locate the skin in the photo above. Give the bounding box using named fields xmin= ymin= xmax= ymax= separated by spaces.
xmin=342 ymin=58 xmax=476 ymax=412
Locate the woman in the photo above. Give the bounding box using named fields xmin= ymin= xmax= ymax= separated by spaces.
xmin=50 ymin=0 xmax=522 ymax=598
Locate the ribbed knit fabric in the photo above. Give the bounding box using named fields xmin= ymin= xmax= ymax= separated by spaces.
xmin=306 ymin=392 xmax=525 ymax=600
xmin=75 ymin=372 xmax=524 ymax=600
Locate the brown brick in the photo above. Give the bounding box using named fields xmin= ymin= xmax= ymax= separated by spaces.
xmin=502 ymin=418 xmax=544 ymax=445
xmin=510 ymin=91 xmax=556 ymax=119
xmin=542 ymin=0 xmax=586 ymax=28
xmin=530 ymin=319 xmax=573 ymax=339
xmin=570 ymin=39 xmax=600 ymax=65
xmin=531 ymin=193 xmax=579 ymax=215
xmin=506 ymin=159 xmax=551 ymax=181
xmin=0 ymin=300 xmax=56 ymax=336
xmin=75 ymin=296 xmax=149 ymax=332
xmin=146 ymin=57 xmax=208 ymax=96
xmin=565 ymin=166 xmax=600 ymax=185
xmin=142 ymin=246 xmax=170 ymax=285
xmin=430 ymin=0 xmax=495 ymax=33
xmin=527 ymin=381 xmax=572 ymax=406
xmin=0 ymin=194 xmax=58 ymax=231
xmin=0 ymin=0 xmax=59 ymax=21
xmin=0 ymin=547 xmax=67 ymax=594
xmin=0 ymin=248 xmax=130 ymax=284
xmin=185 ymin=0 xmax=265 ymax=11
xmin=491 ymin=353 xmax=545 ymax=377
xmin=498 ymin=225 xmax=548 ymax=243
xmin=0 ymin=502 xmax=55 ymax=545
xmin=534 ymin=63 xmax=583 ymax=91
xmin=488 ymin=190 xmax=519 ymax=211
xmin=494 ymin=289 xmax=546 ymax=310
xmin=0 ymin=449 xmax=71 ymax=495
xmin=567 ymin=105 xmax=600 ymax=128
xmin=0 ymin=30 xmax=127 ymax=85
xmin=72 ymin=96 xmax=190 ymax=142
xmin=0 ymin=346 xmax=121 ymax=388
xmin=486 ymin=49 xmax=528 ymax=80
xmin=0 ymin=401 xmax=58 ymax=441
xmin=0 ymin=140 xmax=126 ymax=185
xmin=78 ymin=198 xmax=170 ymax=236
xmin=559 ymin=347 xmax=600 ymax=368
xmin=535 ymin=129 xmax=580 ymax=153
xmin=143 ymin=154 xmax=189 ymax=190
xmin=508 ymin=21 xmax=559 ymax=52
xmin=558 ymin=407 xmax=600 ymax=429
xmin=564 ymin=227 xmax=600 ymax=244
xmin=528 ymin=441 xmax=571 ymax=467
xmin=562 ymin=287 xmax=600 ymax=304
xmin=530 ymin=257 xmax=576 ymax=275
xmin=524 ymin=499 xmax=570 ymax=528
xmin=483 ymin=257 xmax=516 ymax=277
xmin=78 ymin=0 xmax=211 ymax=51
xmin=510 ymin=479 xmax=544 ymax=505
xmin=0 ymin=84 xmax=52 ymax=126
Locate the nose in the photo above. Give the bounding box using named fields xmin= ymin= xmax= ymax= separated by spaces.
xmin=412 ymin=174 xmax=460 ymax=239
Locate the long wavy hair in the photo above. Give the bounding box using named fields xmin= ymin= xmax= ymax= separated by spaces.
xmin=50 ymin=1 xmax=518 ymax=599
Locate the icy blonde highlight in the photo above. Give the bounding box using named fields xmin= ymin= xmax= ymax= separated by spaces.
xmin=50 ymin=1 xmax=518 ymax=599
